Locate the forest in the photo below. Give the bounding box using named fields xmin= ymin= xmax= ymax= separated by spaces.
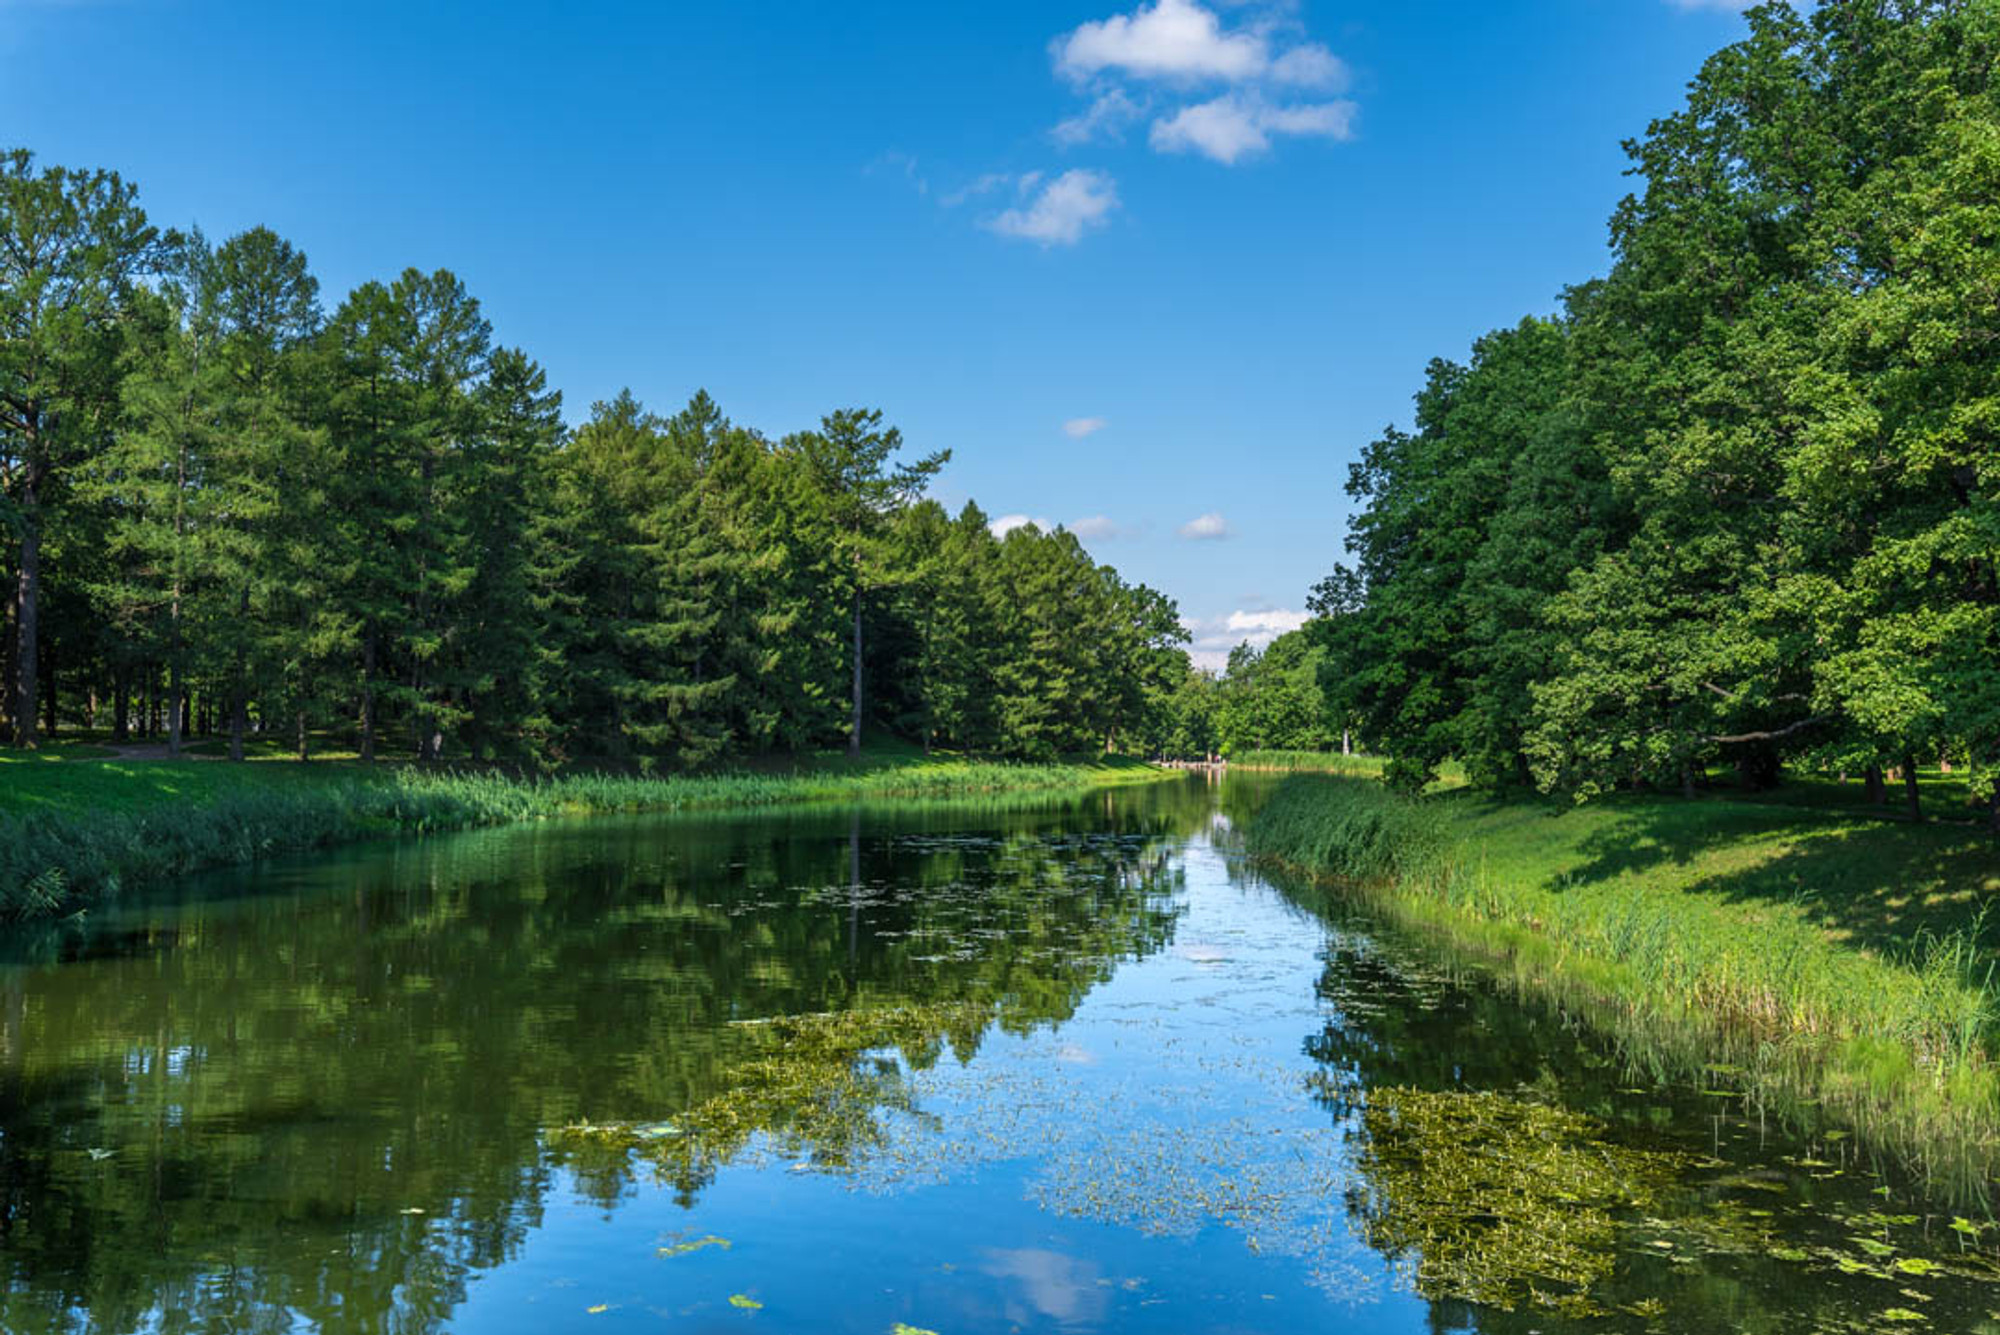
xmin=1305 ymin=0 xmax=2000 ymax=823
xmin=0 ymin=164 xmax=1192 ymax=766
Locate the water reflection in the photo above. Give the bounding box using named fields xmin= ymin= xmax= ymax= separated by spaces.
xmin=0 ymin=787 xmax=1201 ymax=1335
xmin=2 ymin=777 xmax=1998 ymax=1334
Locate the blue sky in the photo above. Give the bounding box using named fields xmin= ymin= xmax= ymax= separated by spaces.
xmin=3 ymin=0 xmax=1752 ymax=666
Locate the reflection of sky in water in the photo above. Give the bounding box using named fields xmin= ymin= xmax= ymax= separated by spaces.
xmin=981 ymin=1248 xmax=1109 ymax=1326
xmin=446 ymin=830 xmax=1432 ymax=1333
xmin=11 ymin=788 xmax=2000 ymax=1335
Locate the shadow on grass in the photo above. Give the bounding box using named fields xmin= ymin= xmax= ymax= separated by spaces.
xmin=1543 ymin=788 xmax=2000 ymax=966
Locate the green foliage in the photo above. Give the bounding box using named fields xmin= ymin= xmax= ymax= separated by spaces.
xmin=0 ymin=148 xmax=1190 ymax=772
xmin=1312 ymin=2 xmax=2000 ymax=815
xmin=0 ymin=148 xmax=170 ymax=748
xmin=1153 ymin=627 xmax=1351 ymax=762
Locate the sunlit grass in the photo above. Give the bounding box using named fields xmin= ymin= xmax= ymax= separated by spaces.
xmin=0 ymin=747 xmax=1171 ymax=920
xmin=1245 ymin=774 xmax=2000 ymax=1197
xmin=1227 ymin=750 xmax=1387 ymax=776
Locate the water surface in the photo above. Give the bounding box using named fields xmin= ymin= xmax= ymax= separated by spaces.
xmin=2 ymin=777 xmax=1995 ymax=1333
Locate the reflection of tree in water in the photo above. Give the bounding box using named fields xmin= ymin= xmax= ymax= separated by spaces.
xmin=0 ymin=785 xmax=1203 ymax=1335
xmin=1266 ymin=870 xmax=2000 ymax=1335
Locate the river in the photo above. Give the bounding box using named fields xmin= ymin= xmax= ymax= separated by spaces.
xmin=0 ymin=776 xmax=1993 ymax=1333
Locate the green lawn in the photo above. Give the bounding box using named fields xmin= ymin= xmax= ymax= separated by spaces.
xmin=1246 ymin=772 xmax=2000 ymax=1194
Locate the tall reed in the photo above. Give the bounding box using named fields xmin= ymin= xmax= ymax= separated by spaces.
xmin=1244 ymin=774 xmax=2000 ymax=1197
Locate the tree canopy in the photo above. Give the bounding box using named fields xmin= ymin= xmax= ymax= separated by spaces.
xmin=0 ymin=155 xmax=1190 ymax=765
xmin=1307 ymin=0 xmax=2000 ymax=826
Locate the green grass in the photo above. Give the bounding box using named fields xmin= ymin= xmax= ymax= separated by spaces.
xmin=1245 ymin=774 xmax=2000 ymax=1198
xmin=0 ymin=743 xmax=1170 ymax=920
xmin=1227 ymin=749 xmax=1389 ymax=777
xmin=0 ymin=738 xmax=121 ymax=763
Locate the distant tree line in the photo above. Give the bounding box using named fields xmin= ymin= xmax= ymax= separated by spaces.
xmin=1312 ymin=0 xmax=2000 ymax=824
xmin=1156 ymin=629 xmax=1346 ymax=761
xmin=0 ymin=150 xmax=1189 ymax=763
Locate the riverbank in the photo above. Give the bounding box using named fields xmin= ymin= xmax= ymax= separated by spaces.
xmin=0 ymin=745 xmax=1172 ymax=920
xmin=1244 ymin=774 xmax=2000 ymax=1197
xmin=1225 ymin=750 xmax=1388 ymax=776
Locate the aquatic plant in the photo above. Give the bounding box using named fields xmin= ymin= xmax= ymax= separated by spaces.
xmin=1352 ymin=1086 xmax=1688 ymax=1313
xmin=1246 ymin=775 xmax=2000 ymax=1198
xmin=549 ymin=1002 xmax=997 ymax=1181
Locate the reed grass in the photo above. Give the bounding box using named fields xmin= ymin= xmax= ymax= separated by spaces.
xmin=0 ymin=753 xmax=1170 ymax=920
xmin=1226 ymin=749 xmax=1388 ymax=776
xmin=1245 ymin=774 xmax=2000 ymax=1197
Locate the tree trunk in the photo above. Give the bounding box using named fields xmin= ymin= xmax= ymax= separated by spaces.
xmin=40 ymin=644 xmax=56 ymax=739
xmin=11 ymin=475 xmax=39 ymax=749
xmin=359 ymin=632 xmax=377 ymax=763
xmin=848 ymin=594 xmax=863 ymax=758
xmin=112 ymin=668 xmax=130 ymax=743
xmin=296 ymin=709 xmax=309 ymax=762
xmin=1903 ymin=753 xmax=1922 ymax=822
xmin=1342 ymin=728 xmax=1352 ymax=757
xmin=229 ymin=688 xmax=247 ymax=762
xmin=1736 ymin=743 xmax=1781 ymax=791
xmin=167 ymin=658 xmax=183 ymax=759
xmin=1864 ymin=764 xmax=1885 ymax=806
xmin=0 ymin=568 xmax=14 ymax=743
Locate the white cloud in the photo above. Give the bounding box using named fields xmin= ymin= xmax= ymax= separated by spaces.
xmin=1054 ymin=0 xmax=1267 ymax=84
xmin=1052 ymin=88 xmax=1146 ymax=147
xmin=988 ymin=169 xmax=1120 ymax=246
xmin=940 ymin=171 xmax=1013 ymax=207
xmin=1046 ymin=1 xmax=1356 ymax=170
xmin=1182 ymin=605 xmax=1310 ymax=670
xmin=1226 ymin=608 xmax=1308 ymax=636
xmin=990 ymin=513 xmax=1051 ymax=538
xmin=1063 ymin=416 xmax=1108 ymax=438
xmin=1268 ymin=42 xmax=1349 ymax=90
xmin=1177 ymin=511 xmax=1232 ymax=540
xmin=1069 ymin=515 xmax=1125 ymax=540
xmin=1151 ymin=93 xmax=1355 ymax=164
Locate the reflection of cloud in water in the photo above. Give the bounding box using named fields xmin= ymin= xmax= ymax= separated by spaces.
xmin=1053 ymin=1043 xmax=1096 ymax=1065
xmin=1174 ymin=942 xmax=1230 ymax=966
xmin=980 ymin=1248 xmax=1108 ymax=1325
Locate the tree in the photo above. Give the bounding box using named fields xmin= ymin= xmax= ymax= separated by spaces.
xmin=0 ymin=150 xmax=167 ymax=746
xmin=782 ymin=409 xmax=947 ymax=756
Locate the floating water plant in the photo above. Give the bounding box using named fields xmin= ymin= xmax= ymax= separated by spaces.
xmin=1351 ymin=1086 xmax=1690 ymax=1313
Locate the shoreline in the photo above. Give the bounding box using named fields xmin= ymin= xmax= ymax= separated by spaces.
xmin=1242 ymin=774 xmax=2000 ymax=1201
xmin=0 ymin=753 xmax=1177 ymax=921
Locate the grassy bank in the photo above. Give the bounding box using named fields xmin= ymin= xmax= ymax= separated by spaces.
xmin=1244 ymin=774 xmax=2000 ymax=1197
xmin=1227 ymin=750 xmax=1388 ymax=776
xmin=0 ymin=745 xmax=1170 ymax=920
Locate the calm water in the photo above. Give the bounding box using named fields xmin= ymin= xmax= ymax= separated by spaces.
xmin=2 ymin=777 xmax=1997 ymax=1334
